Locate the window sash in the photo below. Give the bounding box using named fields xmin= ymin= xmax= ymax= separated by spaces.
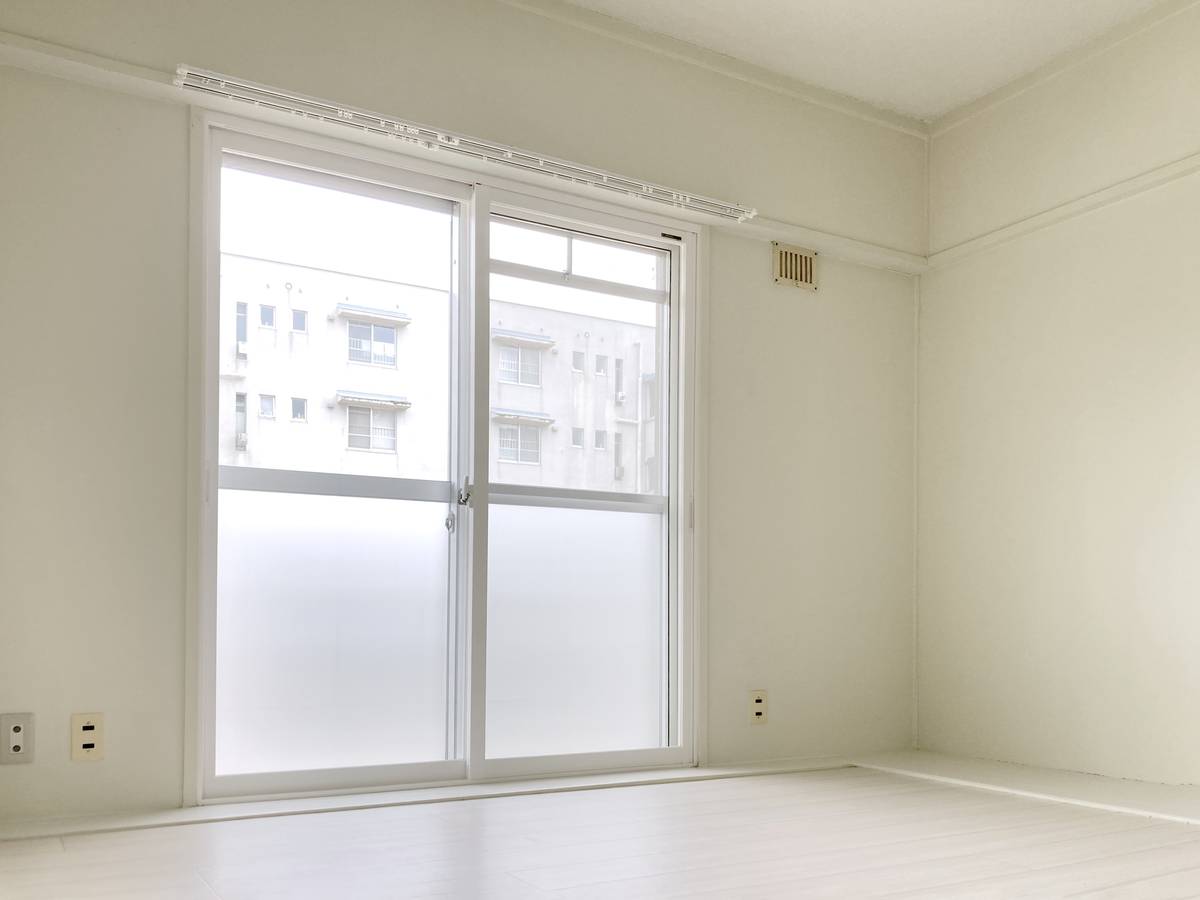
xmin=498 ymin=347 xmax=520 ymax=384
xmin=348 ymin=320 xmax=397 ymax=366
xmin=498 ymin=346 xmax=539 ymax=386
xmin=518 ymin=425 xmax=540 ymax=463
xmin=518 ymin=350 xmax=540 ymax=386
xmin=202 ymin=130 xmax=692 ymax=799
xmin=498 ymin=424 xmax=519 ymax=461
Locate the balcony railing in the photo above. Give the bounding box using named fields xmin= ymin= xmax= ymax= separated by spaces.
xmin=349 ymin=339 xmax=396 ymax=366
xmin=372 ymin=425 xmax=397 ymax=450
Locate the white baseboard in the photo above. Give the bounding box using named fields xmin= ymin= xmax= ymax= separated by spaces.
xmin=852 ymin=749 xmax=1200 ymax=826
xmin=0 ymin=755 xmax=847 ymax=842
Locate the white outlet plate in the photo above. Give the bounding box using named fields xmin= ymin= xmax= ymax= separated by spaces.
xmin=0 ymin=712 xmax=34 ymax=764
xmin=71 ymin=712 xmax=104 ymax=761
xmin=750 ymin=690 xmax=768 ymax=724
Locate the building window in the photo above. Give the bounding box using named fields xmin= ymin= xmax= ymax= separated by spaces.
xmin=572 ymin=350 xmax=585 ymax=372
xmin=347 ymin=405 xmax=397 ymax=451
xmin=236 ymin=302 xmax=247 ymax=342
xmin=614 ymin=431 xmax=624 ymax=479
xmin=594 ymin=429 xmax=607 ymax=450
xmin=292 ymin=309 xmax=308 ymax=333
xmin=571 ymin=427 xmax=584 ymax=447
xmin=291 ymin=397 xmax=307 ymax=422
xmin=595 ymin=354 xmax=608 ymax=376
xmin=235 ymin=393 xmax=247 ymax=444
xmin=643 ymin=375 xmax=658 ymax=420
xmin=259 ymin=394 xmax=276 ymax=418
xmin=348 ymin=320 xmax=397 ymax=366
xmin=260 ymin=304 xmax=275 ymax=328
xmin=498 ymin=345 xmax=541 ymax=386
xmin=614 ymin=358 xmax=624 ymax=399
xmin=498 ymin=424 xmax=540 ymax=463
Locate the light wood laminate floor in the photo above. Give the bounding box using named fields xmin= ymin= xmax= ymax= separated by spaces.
xmin=4 ymin=767 xmax=1200 ymax=898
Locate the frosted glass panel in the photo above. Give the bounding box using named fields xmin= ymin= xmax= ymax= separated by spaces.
xmin=215 ymin=490 xmax=452 ymax=775
xmin=486 ymin=504 xmax=665 ymax=758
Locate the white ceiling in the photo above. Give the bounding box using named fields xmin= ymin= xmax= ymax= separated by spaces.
xmin=563 ymin=0 xmax=1168 ymax=121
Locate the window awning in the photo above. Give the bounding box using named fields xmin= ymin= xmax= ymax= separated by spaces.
xmin=337 ymin=390 xmax=412 ymax=410
xmin=491 ymin=328 xmax=555 ymax=348
xmin=334 ymin=303 xmax=412 ymax=326
xmin=491 ymin=407 xmax=554 ymax=426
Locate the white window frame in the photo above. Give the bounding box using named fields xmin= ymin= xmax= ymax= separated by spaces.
xmin=497 ymin=344 xmax=541 ymax=386
xmin=497 ymin=423 xmax=540 ymax=464
xmin=594 ymin=353 xmax=609 ymax=376
xmin=291 ymin=309 xmax=308 ymax=333
xmin=291 ymin=397 xmax=307 ymax=422
xmin=258 ymin=393 xmax=275 ymax=418
xmin=259 ymin=304 xmax=275 ymax=328
xmin=189 ymin=111 xmax=704 ymax=803
xmin=593 ymin=428 xmax=607 ymax=450
xmin=570 ymin=427 xmax=585 ymax=448
xmin=347 ymin=318 xmax=397 ymax=367
xmin=347 ymin=404 xmax=398 ymax=452
xmin=571 ymin=350 xmax=585 ymax=372
xmin=475 ymin=198 xmax=696 ymax=782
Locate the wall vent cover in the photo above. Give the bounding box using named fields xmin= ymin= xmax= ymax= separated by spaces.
xmin=772 ymin=242 xmax=818 ymax=291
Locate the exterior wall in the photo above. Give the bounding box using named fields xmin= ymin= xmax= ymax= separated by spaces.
xmin=489 ymin=302 xmax=659 ymax=494
xmin=216 ymin=257 xmax=661 ymax=491
xmin=219 ymin=256 xmax=452 ymax=480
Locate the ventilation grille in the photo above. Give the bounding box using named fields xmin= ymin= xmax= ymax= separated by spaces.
xmin=772 ymin=242 xmax=818 ymax=291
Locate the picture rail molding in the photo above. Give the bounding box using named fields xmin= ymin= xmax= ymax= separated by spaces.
xmin=176 ymin=66 xmax=758 ymax=224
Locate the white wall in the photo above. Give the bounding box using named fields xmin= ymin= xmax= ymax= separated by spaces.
xmin=0 ymin=0 xmax=928 ymax=255
xmin=707 ymin=233 xmax=914 ymax=764
xmin=919 ymin=1 xmax=1200 ymax=783
xmin=0 ymin=0 xmax=920 ymax=819
xmin=929 ymin=0 xmax=1200 ymax=253
xmin=0 ymin=68 xmax=190 ymax=817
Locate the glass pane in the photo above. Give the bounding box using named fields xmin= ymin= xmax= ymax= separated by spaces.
xmin=498 ymin=347 xmax=519 ymax=384
xmin=498 ymin=426 xmax=518 ymax=461
xmin=572 ymin=236 xmax=665 ymax=291
xmin=491 ymin=219 xmax=567 ymax=272
xmin=489 ymin=222 xmax=668 ymax=495
xmin=486 ymin=504 xmax=666 ymax=758
xmin=219 ymin=160 xmax=453 ymax=481
xmin=215 ymin=490 xmax=452 ymax=774
xmin=519 ymin=349 xmax=540 ymax=386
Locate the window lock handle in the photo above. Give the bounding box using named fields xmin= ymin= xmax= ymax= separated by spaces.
xmin=456 ymin=478 xmax=472 ymax=507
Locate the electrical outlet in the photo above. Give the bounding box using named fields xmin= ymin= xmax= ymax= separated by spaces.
xmin=749 ymin=690 xmax=768 ymax=724
xmin=70 ymin=713 xmax=104 ymax=761
xmin=0 ymin=713 xmax=35 ymax=764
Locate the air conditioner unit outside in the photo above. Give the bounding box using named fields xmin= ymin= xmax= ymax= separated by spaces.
xmin=235 ymin=433 xmax=248 ymax=450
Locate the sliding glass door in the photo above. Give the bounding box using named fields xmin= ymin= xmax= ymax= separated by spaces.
xmin=202 ymin=128 xmax=691 ymax=799
xmin=482 ymin=213 xmax=679 ymax=771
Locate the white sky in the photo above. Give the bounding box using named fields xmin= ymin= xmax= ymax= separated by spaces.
xmin=222 ymin=164 xmax=664 ymax=327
